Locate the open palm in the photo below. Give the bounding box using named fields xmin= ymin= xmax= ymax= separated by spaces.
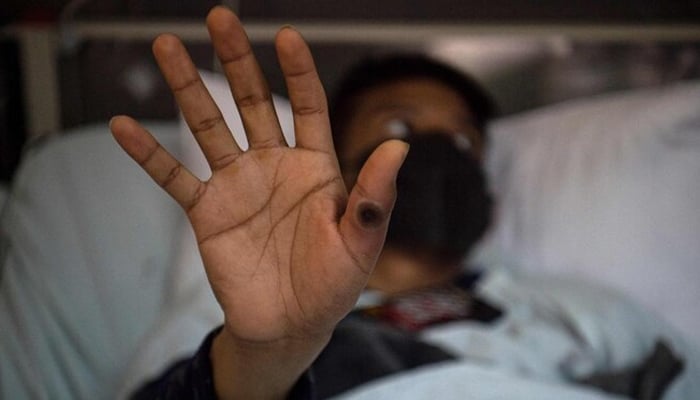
xmin=111 ymin=7 xmax=407 ymax=351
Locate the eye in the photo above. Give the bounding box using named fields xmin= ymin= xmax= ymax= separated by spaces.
xmin=385 ymin=118 xmax=411 ymax=139
xmin=452 ymin=134 xmax=472 ymax=152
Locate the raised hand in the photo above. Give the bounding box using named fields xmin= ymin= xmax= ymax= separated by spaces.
xmin=110 ymin=6 xmax=407 ymax=399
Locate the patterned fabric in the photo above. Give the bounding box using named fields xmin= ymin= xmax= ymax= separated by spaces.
xmin=359 ymin=285 xmax=501 ymax=332
xmin=357 ymin=273 xmax=502 ymax=332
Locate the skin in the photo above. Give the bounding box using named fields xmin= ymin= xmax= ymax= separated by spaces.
xmin=338 ymin=79 xmax=484 ymax=296
xmin=111 ymin=6 xmax=408 ymax=400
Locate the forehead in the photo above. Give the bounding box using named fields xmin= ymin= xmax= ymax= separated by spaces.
xmin=351 ymin=78 xmax=471 ymax=117
xmin=339 ymin=78 xmax=475 ymax=160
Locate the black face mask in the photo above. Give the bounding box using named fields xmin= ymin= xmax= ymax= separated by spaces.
xmin=355 ymin=133 xmax=492 ymax=263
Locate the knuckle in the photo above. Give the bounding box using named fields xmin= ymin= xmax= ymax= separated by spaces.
xmin=161 ymin=163 xmax=182 ymax=189
xmin=191 ymin=116 xmax=224 ymax=134
xmin=185 ymin=182 xmax=207 ymax=212
xmin=236 ymin=92 xmax=271 ymax=109
xmin=293 ymin=104 xmax=325 ymax=117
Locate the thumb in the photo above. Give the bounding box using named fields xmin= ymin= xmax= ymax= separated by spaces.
xmin=339 ymin=139 xmax=409 ymax=273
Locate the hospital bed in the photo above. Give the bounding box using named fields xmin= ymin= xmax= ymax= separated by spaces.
xmin=1 ymin=11 xmax=699 ymax=400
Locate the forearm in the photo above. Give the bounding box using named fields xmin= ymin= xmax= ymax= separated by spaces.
xmin=210 ymin=328 xmax=328 ymax=400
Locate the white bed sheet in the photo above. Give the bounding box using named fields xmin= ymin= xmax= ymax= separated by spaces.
xmin=333 ymin=362 xmax=625 ymax=400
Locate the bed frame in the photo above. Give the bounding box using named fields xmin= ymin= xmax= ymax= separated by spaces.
xmin=2 ymin=19 xmax=700 ymax=139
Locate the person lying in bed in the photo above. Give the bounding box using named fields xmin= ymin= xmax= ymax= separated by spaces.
xmin=111 ymin=6 xmax=688 ymax=400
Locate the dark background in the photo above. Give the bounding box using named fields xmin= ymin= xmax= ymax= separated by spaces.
xmin=1 ymin=1 xmax=699 ymax=182
xmin=3 ymin=0 xmax=700 ymax=23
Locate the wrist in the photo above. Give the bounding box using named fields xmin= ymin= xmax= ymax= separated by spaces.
xmin=210 ymin=327 xmax=329 ymax=400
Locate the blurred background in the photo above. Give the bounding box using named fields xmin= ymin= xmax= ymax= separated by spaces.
xmin=1 ymin=0 xmax=699 ymax=182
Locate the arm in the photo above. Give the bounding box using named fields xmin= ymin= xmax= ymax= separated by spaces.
xmin=111 ymin=6 xmax=408 ymax=399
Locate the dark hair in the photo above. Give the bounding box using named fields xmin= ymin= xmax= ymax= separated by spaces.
xmin=329 ymin=54 xmax=497 ymax=155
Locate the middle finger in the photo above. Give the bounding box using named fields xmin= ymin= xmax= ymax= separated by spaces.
xmin=153 ymin=34 xmax=242 ymax=171
xmin=207 ymin=7 xmax=286 ymax=150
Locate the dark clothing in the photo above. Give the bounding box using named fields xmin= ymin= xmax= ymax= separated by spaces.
xmin=131 ymin=316 xmax=456 ymax=400
xmin=130 ymin=327 xmax=220 ymax=400
xmin=131 ymin=327 xmax=316 ymax=400
xmin=309 ymin=314 xmax=456 ymax=399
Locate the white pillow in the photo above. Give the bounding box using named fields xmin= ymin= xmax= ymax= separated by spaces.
xmin=0 ymin=122 xmax=183 ymax=399
xmin=476 ymin=80 xmax=700 ymax=344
